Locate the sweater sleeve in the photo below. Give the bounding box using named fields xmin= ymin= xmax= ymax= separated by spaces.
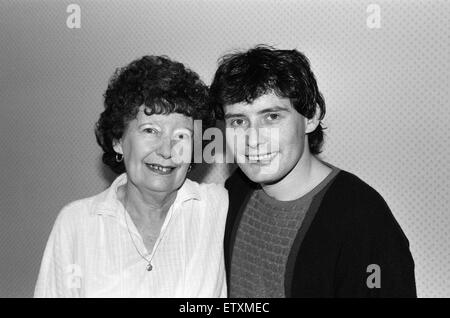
xmin=334 ymin=189 xmax=417 ymax=298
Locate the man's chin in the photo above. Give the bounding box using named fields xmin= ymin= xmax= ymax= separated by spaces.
xmin=238 ymin=165 xmax=282 ymax=185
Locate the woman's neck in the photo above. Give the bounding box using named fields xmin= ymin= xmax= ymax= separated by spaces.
xmin=117 ymin=182 xmax=177 ymax=222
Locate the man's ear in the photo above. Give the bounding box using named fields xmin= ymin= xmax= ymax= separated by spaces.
xmin=305 ymin=106 xmax=321 ymax=134
xmin=112 ymin=139 xmax=123 ymax=154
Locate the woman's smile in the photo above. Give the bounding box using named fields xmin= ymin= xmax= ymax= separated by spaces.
xmin=145 ymin=163 xmax=177 ymax=175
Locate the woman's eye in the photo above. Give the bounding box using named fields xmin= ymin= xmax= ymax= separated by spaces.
xmin=177 ymin=134 xmax=189 ymax=140
xmin=143 ymin=128 xmax=158 ymax=134
xmin=172 ymin=131 xmax=192 ymax=141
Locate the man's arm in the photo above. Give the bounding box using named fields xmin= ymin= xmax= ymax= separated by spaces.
xmin=334 ymin=190 xmax=416 ymax=298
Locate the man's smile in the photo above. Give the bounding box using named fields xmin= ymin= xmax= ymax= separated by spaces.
xmin=245 ymin=151 xmax=279 ymax=163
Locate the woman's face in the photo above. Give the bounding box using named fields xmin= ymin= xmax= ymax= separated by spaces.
xmin=114 ymin=106 xmax=193 ymax=195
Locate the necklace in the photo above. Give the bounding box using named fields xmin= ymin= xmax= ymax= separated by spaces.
xmin=123 ymin=198 xmax=173 ymax=272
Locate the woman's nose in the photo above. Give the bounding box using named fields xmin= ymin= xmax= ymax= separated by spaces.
xmin=156 ymin=136 xmax=173 ymax=159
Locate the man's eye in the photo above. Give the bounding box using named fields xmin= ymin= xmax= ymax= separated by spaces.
xmin=266 ymin=113 xmax=280 ymax=121
xmin=230 ymin=119 xmax=247 ymax=127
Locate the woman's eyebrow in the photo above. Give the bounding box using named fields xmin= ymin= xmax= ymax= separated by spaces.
xmin=175 ymin=127 xmax=194 ymax=133
xmin=138 ymin=122 xmax=157 ymax=128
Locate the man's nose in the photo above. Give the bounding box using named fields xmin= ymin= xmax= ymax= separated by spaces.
xmin=246 ymin=127 xmax=260 ymax=149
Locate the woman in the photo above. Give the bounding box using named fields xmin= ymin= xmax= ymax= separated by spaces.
xmin=34 ymin=55 xmax=228 ymax=297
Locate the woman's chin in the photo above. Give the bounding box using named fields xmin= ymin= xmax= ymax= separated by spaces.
xmin=143 ymin=181 xmax=181 ymax=193
xmin=129 ymin=171 xmax=187 ymax=194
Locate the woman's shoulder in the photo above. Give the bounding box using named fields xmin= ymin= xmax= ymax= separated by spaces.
xmin=183 ymin=178 xmax=228 ymax=199
xmin=183 ymin=179 xmax=228 ymax=204
xmin=183 ymin=179 xmax=229 ymax=226
xmin=55 ymin=188 xmax=112 ymax=225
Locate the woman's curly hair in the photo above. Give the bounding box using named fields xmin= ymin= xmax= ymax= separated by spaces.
xmin=95 ymin=55 xmax=211 ymax=174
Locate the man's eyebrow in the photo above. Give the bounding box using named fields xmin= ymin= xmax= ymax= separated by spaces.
xmin=224 ymin=113 xmax=247 ymax=120
xmin=257 ymin=106 xmax=290 ymax=114
xmin=224 ymin=106 xmax=290 ymax=119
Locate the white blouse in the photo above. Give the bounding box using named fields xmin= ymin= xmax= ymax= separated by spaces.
xmin=34 ymin=173 xmax=228 ymax=298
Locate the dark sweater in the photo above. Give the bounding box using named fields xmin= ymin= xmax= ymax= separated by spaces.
xmin=224 ymin=168 xmax=417 ymax=298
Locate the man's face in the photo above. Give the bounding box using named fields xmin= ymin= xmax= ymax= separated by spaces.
xmin=224 ymin=93 xmax=308 ymax=185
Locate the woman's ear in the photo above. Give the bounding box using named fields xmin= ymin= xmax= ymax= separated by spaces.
xmin=112 ymin=139 xmax=123 ymax=154
xmin=305 ymin=105 xmax=321 ymax=134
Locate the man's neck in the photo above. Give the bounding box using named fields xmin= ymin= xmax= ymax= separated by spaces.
xmin=261 ymin=153 xmax=332 ymax=202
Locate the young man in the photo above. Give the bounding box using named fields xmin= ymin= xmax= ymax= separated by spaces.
xmin=209 ymin=45 xmax=416 ymax=297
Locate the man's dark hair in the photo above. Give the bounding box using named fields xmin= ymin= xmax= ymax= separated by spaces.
xmin=209 ymin=44 xmax=326 ymax=154
xmin=95 ymin=55 xmax=211 ymax=174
